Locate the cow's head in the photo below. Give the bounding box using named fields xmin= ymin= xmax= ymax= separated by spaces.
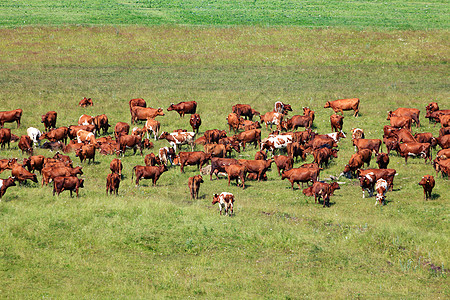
xmin=324 ymin=101 xmax=331 ymax=108
xmin=167 ymin=104 xmax=174 ymax=111
xmin=386 ymin=111 xmax=393 ymax=120
xmin=158 ymin=132 xmax=168 ymax=140
xmin=212 ymin=194 xmax=219 ymax=205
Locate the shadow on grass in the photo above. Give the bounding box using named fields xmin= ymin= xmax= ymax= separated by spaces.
xmin=429 ymin=193 xmax=440 ymax=200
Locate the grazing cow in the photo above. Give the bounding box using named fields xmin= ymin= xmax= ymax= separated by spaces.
xmin=261 ymin=134 xmax=293 ymax=154
xmin=224 ymin=164 xmax=247 ymax=189
xmin=11 ymin=163 xmax=38 ymax=184
xmin=144 ymin=153 xmax=161 ymax=166
xmin=106 ymin=173 xmax=120 ymax=195
xmin=76 ymin=129 xmax=97 ymax=145
xmin=41 ymin=166 xmax=83 ymax=186
xmin=274 ymin=102 xmax=292 ymax=115
xmin=132 ymin=164 xmax=167 ymax=186
xmin=436 ymin=135 xmax=450 ymax=149
xmin=110 ymin=158 xmax=123 ymax=175
xmin=167 ymin=101 xmax=197 ymax=117
xmin=53 ymin=176 xmax=84 ymax=197
xmin=188 ymin=175 xmax=204 ymax=200
xmin=303 ymin=181 xmax=340 ymax=207
xmin=426 ymin=110 xmax=450 ymax=124
xmin=158 ymin=147 xmax=176 ymax=166
xmin=0 ymin=158 xmax=17 ymax=174
xmin=22 ymin=155 xmax=45 ymax=174
xmin=93 ymin=114 xmax=110 ymax=135
xmin=78 ymin=97 xmax=93 ymax=107
xmin=351 ymin=128 xmax=364 ymax=140
xmin=357 ymin=149 xmax=372 ymax=167
xmin=212 ymin=192 xmax=235 ymax=216
xmin=75 ymin=144 xmax=96 ymax=164
xmin=204 ymin=129 xmax=227 ymax=144
xmin=260 ymin=111 xmax=283 ymax=130
xmin=114 ymin=122 xmax=130 ymax=140
xmin=129 ymin=98 xmax=146 ymax=114
xmin=313 ymin=147 xmax=339 ymax=168
xmin=357 ymin=169 xmax=396 ymax=197
xmin=396 ymin=142 xmax=432 ymax=164
xmin=239 ymin=120 xmax=261 ymax=131
xmin=0 ymin=109 xmax=22 ymax=128
xmin=0 ymin=128 xmax=12 ymax=149
xmin=281 ymin=115 xmax=312 ymax=131
xmin=131 ymin=107 xmax=165 ymax=124
xmin=118 ymin=135 xmax=143 ymax=156
xmin=227 ymin=113 xmax=241 ymax=134
xmin=78 ymin=114 xmax=94 ymax=126
xmin=325 ymin=131 xmax=346 ymax=143
xmin=132 ymin=127 xmax=145 ymax=137
xmin=41 ymin=141 xmax=64 ymax=151
xmin=353 ymin=138 xmax=381 ymax=154
xmin=375 ymin=178 xmax=388 ymax=205
xmin=159 ymin=131 xmax=195 ymax=152
xmin=18 ymin=135 xmax=33 ymax=155
xmin=281 ymin=167 xmax=320 ymax=189
xmin=418 ymin=175 xmax=435 ymax=200
xmin=232 ymin=104 xmax=259 ymax=120
xmin=310 ymin=136 xmax=337 ymax=150
xmin=387 ymin=108 xmax=420 ymax=127
xmin=389 ymin=115 xmax=412 ymax=130
xmin=204 ymin=144 xmax=231 ymax=158
xmin=39 ymin=127 xmax=69 ymax=144
xmin=0 ymin=177 xmax=16 ymax=200
xmin=210 ymin=157 xmax=239 ymax=180
xmin=255 ymin=150 xmax=267 ymax=160
xmin=273 ymin=155 xmax=293 ymax=176
xmin=26 ymin=127 xmax=42 ymax=147
xmin=330 ymin=114 xmax=344 ymax=132
xmin=376 ymin=153 xmax=390 ymax=169
xmin=324 ymin=98 xmax=359 ymax=117
xmin=63 ymin=140 xmax=84 ymax=153
xmin=189 ymin=113 xmax=202 ymax=134
xmin=387 ymin=128 xmax=417 ymax=143
xmin=41 ymin=111 xmax=57 ymax=131
xmin=286 ymin=142 xmax=306 ymax=162
xmin=433 ymin=157 xmax=450 ymax=178
xmin=237 ymin=159 xmax=273 ymax=181
xmin=234 ymin=129 xmax=261 ymax=150
xmin=342 ymin=153 xmax=364 ymax=178
xmin=178 ymin=151 xmax=211 ymax=173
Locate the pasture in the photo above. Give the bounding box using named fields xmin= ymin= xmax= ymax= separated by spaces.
xmin=0 ymin=25 xmax=449 ymax=299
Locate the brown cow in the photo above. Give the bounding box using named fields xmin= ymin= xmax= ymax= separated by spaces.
xmin=41 ymin=166 xmax=83 ymax=186
xmin=376 ymin=153 xmax=390 ymax=169
xmin=286 ymin=142 xmax=306 ymax=162
xmin=387 ymin=108 xmax=420 ymax=127
xmin=418 ymin=175 xmax=435 ymax=200
xmin=357 ymin=168 xmax=396 ymax=197
xmin=132 ymin=164 xmax=168 ymax=186
xmin=78 ymin=97 xmax=93 ymax=107
xmin=189 ymin=113 xmax=202 ymax=134
xmin=440 ymin=115 xmax=450 ymax=128
xmin=39 ymin=127 xmax=69 ymax=144
xmin=178 ymin=151 xmax=211 ymax=173
xmin=209 ymin=157 xmax=239 ymax=180
xmin=129 ymin=98 xmax=146 ymax=114
xmin=239 ymin=120 xmax=261 ymax=131
xmin=396 ymin=142 xmax=432 ymax=164
xmin=78 ymin=114 xmax=94 ymax=126
xmin=303 ymin=181 xmax=340 ymax=207
xmin=273 ymin=155 xmax=293 ymax=176
xmin=351 ymin=128 xmax=365 ymax=140
xmin=53 ymin=176 xmax=84 ymax=197
xmin=234 ymin=129 xmax=261 ymax=150
xmin=144 ymin=153 xmax=160 ymax=167
xmin=237 ymin=159 xmax=273 ymax=181
xmin=114 ymin=122 xmax=130 ymax=140
xmin=63 ymin=140 xmax=84 ymax=153
xmin=110 ymin=158 xmax=123 ymax=175
xmin=204 ymin=143 xmax=232 ymax=158
xmin=437 ymin=149 xmax=450 ymax=159
xmin=68 ymin=125 xmax=96 ymax=140
xmin=118 ymin=135 xmax=143 ymax=156
xmin=426 ymin=110 xmax=450 ymax=124
xmin=330 ymin=114 xmax=344 ymax=132
xmin=281 ymin=167 xmax=320 ymax=189
xmin=342 ymin=152 xmax=367 ymax=179
xmin=131 ymin=107 xmax=165 ymax=124
xmin=11 ymin=163 xmax=38 ymax=184
xmin=76 ymin=129 xmax=97 ymax=145
xmin=204 ymin=129 xmax=227 ymax=144
xmin=281 ymin=115 xmax=312 ymax=131
xmin=75 ymin=144 xmax=96 ymax=164
xmin=0 ymin=177 xmax=16 ymax=200
xmin=93 ymin=114 xmax=110 ymax=135
xmin=255 ymin=150 xmax=267 ymax=160
xmin=224 ymin=164 xmax=247 ymax=189
xmin=22 ymin=155 xmax=45 ymax=174
xmin=41 ymin=111 xmax=57 ymax=131
xmin=188 ymin=175 xmax=204 ymax=199
xmin=389 ymin=116 xmax=412 ymax=130
xmin=227 ymin=113 xmax=241 ymax=133
xmin=324 ymin=98 xmax=359 ymax=117
xmin=233 ymin=104 xmax=259 ymax=120
xmin=313 ymin=147 xmax=338 ymax=168
xmin=310 ymin=136 xmax=337 ymax=150
xmin=41 ymin=141 xmax=65 ymax=151
xmin=0 ymin=109 xmax=22 ymax=128
xmin=353 ymin=138 xmax=381 ymax=154
xmin=0 ymin=158 xmax=17 ymax=174
xmin=436 ymin=135 xmax=450 ymax=149
xmin=0 ymin=128 xmax=12 ymax=149
xmin=167 ymin=101 xmax=197 ymax=117
xmin=414 ymin=132 xmax=437 ymax=149
xmin=106 ymin=173 xmax=120 ymax=195
xmin=439 ymin=127 xmax=450 ymax=137
xmin=426 ymin=102 xmax=439 ymax=115
xmin=357 ymin=149 xmax=372 ymax=167
xmin=260 ymin=111 xmax=283 ymax=130
xmin=212 ymin=192 xmax=235 ymax=216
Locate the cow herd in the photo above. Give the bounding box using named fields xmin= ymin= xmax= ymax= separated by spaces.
xmin=0 ymin=97 xmax=448 ymax=216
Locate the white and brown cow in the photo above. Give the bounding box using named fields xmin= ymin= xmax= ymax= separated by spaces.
xmin=159 ymin=131 xmax=195 ymax=152
xmin=76 ymin=129 xmax=96 ymax=145
xmin=260 ymin=112 xmax=283 ymax=130
xmin=212 ymin=192 xmax=235 ymax=216
xmin=260 ymin=134 xmax=293 ymax=154
xmin=158 ymin=147 xmax=176 ymax=166
xmin=351 ymin=128 xmax=365 ymax=140
xmin=78 ymin=114 xmax=94 ymax=126
xmin=375 ymin=178 xmax=388 ymax=206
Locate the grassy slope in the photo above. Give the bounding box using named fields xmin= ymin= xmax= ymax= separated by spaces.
xmin=0 ymin=26 xmax=448 ymax=298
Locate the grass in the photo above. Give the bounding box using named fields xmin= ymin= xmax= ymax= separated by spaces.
xmin=0 ymin=26 xmax=449 ymax=298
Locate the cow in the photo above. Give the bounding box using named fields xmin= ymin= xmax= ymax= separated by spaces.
xmin=303 ymin=181 xmax=340 ymax=207
xmin=131 ymin=107 xmax=165 ymax=124
xmin=110 ymin=158 xmax=123 ymax=176
xmin=178 ymin=151 xmax=211 ymax=173
xmin=281 ymin=167 xmax=320 ymax=189
xmin=132 ymin=127 xmax=145 ymax=137
xmin=78 ymin=114 xmax=94 ymax=126
xmin=204 ymin=144 xmax=231 ymax=158
xmin=75 ymin=144 xmax=96 ymax=164
xmin=389 ymin=115 xmax=412 ymax=130
xmin=274 ymin=102 xmax=292 ymax=115
xmin=357 ymin=169 xmax=396 ymax=197
xmin=357 ymin=149 xmax=372 ymax=167
xmin=439 ymin=127 xmax=450 ymax=137
xmin=234 ymin=129 xmax=261 ymax=151
xmin=0 ymin=128 xmax=12 ymax=149
xmin=310 ymin=136 xmax=337 ymax=150
xmin=281 ymin=115 xmax=312 ymax=131
xmin=53 ymin=176 xmax=84 ymax=197
xmin=210 ymin=157 xmax=239 ymax=180
xmin=18 ymin=135 xmax=33 ymax=156
xmin=232 ymin=104 xmax=259 ymax=120
xmin=26 ymin=127 xmax=42 ymax=147
xmin=11 ymin=163 xmax=38 ymax=184
xmin=76 ymin=130 xmax=97 ymax=145
xmin=0 ymin=158 xmax=17 ymax=174
xmin=68 ymin=125 xmax=96 ymax=140
xmin=39 ymin=127 xmax=69 ymax=144
xmin=167 ymin=101 xmax=197 ymax=117
xmin=436 ymin=135 xmax=450 ymax=149
xmin=224 ymin=164 xmax=247 ymax=189
xmin=426 ymin=110 xmax=450 ymax=124
xmin=41 ymin=166 xmax=83 ymax=186
xmin=212 ymin=192 xmax=235 ymax=216
xmin=433 ymin=157 xmax=450 ymax=178
xmin=387 ymin=108 xmax=420 ymax=127
xmin=118 ymin=135 xmax=143 ymax=156
xmin=303 ymin=107 xmax=315 ymax=122
xmin=189 ymin=113 xmax=202 ymax=134
xmin=239 ymin=120 xmax=261 ymax=131
xmin=440 ymin=115 xmax=450 ymax=128
xmin=132 ymin=164 xmax=168 ymax=186
xmin=330 ymin=114 xmax=344 ymax=132
xmin=376 ymin=153 xmax=390 ymax=169
xmin=158 ymin=147 xmax=176 ymax=166
xmin=93 ymin=114 xmax=110 ymax=135
xmin=41 ymin=141 xmax=65 ymax=151
xmin=22 ymin=155 xmax=45 ymax=174
xmin=113 ymin=122 xmax=129 ymax=140
xmin=188 ymin=175 xmax=203 ymax=200
xmin=227 ymin=113 xmax=241 ymax=133
xmin=40 ymin=111 xmax=57 ymax=131
xmin=0 ymin=177 xmax=16 ymax=200
xmin=129 ymin=98 xmax=146 ymax=114
xmin=204 ymin=129 xmax=227 ymax=144
xmin=106 ymin=173 xmax=120 ymax=195
xmin=342 ymin=153 xmax=365 ymax=178
xmin=0 ymin=109 xmax=22 ymax=128
xmin=414 ymin=132 xmax=437 ymax=149
xmin=313 ymin=147 xmax=338 ymax=168
xmin=396 ymin=142 xmax=432 ymax=164
xmin=286 ymin=142 xmax=306 ymax=162
xmin=375 ymin=178 xmax=388 ymax=205
xmin=351 ymin=128 xmax=364 ymax=140
xmin=353 ymin=138 xmax=381 ymax=154
xmin=238 ymin=159 xmax=273 ymax=181
xmin=324 ymin=98 xmax=359 ymax=117
xmin=78 ymin=97 xmax=93 ymax=107
xmin=255 ymin=150 xmax=267 ymax=161
xmin=273 ymin=155 xmax=293 ymax=176
xmin=260 ymin=134 xmax=292 ymax=155
xmin=324 ymin=131 xmax=346 ymax=143
xmin=63 ymin=140 xmax=84 ymax=154
xmin=418 ymin=175 xmax=435 ymax=200
xmin=144 ymin=153 xmax=160 ymax=167
xmin=426 ymin=102 xmax=439 ymax=115
xmin=386 ymin=128 xmax=417 ymax=143
xmin=260 ymin=111 xmax=283 ymax=130
xmin=159 ymin=131 xmax=195 ymax=152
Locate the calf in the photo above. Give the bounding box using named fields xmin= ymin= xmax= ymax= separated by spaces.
xmin=189 ymin=113 xmax=202 ymax=134
xmin=188 ymin=175 xmax=203 ymax=200
xmin=281 ymin=115 xmax=312 ymax=131
xmin=204 ymin=143 xmax=230 ymax=158
xmin=274 ymin=101 xmax=292 ymax=115
xmin=212 ymin=192 xmax=235 ymax=216
xmin=227 ymin=113 xmax=241 ymax=134
xmin=418 ymin=175 xmax=435 ymax=200
xmin=129 ymin=98 xmax=146 ymax=114
xmin=375 ymin=178 xmax=388 ymax=205
xmin=233 ymin=104 xmax=259 ymax=120
xmin=376 ymin=153 xmax=390 ymax=169
xmin=303 ymin=181 xmax=340 ymax=207
xmin=178 ymin=151 xmax=211 ymax=173
xmin=78 ymin=97 xmax=93 ymax=107
xmin=224 ymin=164 xmax=247 ymax=189
xmin=110 ymin=158 xmax=123 ymax=175
xmin=78 ymin=114 xmax=94 ymax=126
xmin=18 ymin=135 xmax=33 ymax=155
xmin=330 ymin=114 xmax=344 ymax=132
xmin=342 ymin=153 xmax=364 ymax=178
xmin=0 ymin=177 xmax=16 ymax=200
xmin=132 ymin=164 xmax=168 ymax=186
xmin=260 ymin=134 xmax=292 ymax=155
xmin=106 ymin=173 xmax=120 ymax=195
xmin=414 ymin=132 xmax=437 ymax=149
xmin=313 ymin=147 xmax=338 ymax=168
xmin=75 ymin=144 xmax=96 ymax=164
xmin=41 ymin=111 xmax=57 ymax=131
xmin=209 ymin=157 xmax=239 ymax=180
xmin=357 ymin=168 xmax=396 ymax=197
xmin=167 ymin=101 xmax=197 ymax=118
xmin=53 ymin=176 xmax=84 ymax=197
xmin=324 ymin=98 xmax=359 ymax=117
xmin=281 ymin=167 xmax=320 ymax=189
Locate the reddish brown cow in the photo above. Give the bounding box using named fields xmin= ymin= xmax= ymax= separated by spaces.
xmin=357 ymin=149 xmax=372 ymax=167
xmin=78 ymin=97 xmax=93 ymax=107
xmin=0 ymin=109 xmax=22 ymax=128
xmin=18 ymin=135 xmax=33 ymax=155
xmin=110 ymin=158 xmax=123 ymax=175
xmin=118 ymin=135 xmax=143 ymax=156
xmin=310 ymin=136 xmax=337 ymax=150
xmin=114 ymin=122 xmax=130 ymax=140
xmin=286 ymin=142 xmax=306 ymax=162
xmin=281 ymin=167 xmax=320 ymax=189
xmin=418 ymin=175 xmax=435 ymax=200
xmin=426 ymin=102 xmax=439 ymax=115
xmin=313 ymin=147 xmax=338 ymax=168
xmin=41 ymin=166 xmax=83 ymax=186
xmin=232 ymin=104 xmax=259 ymax=120
xmin=0 ymin=158 xmax=17 ymax=174
xmin=239 ymin=120 xmax=261 ymax=131
xmin=414 ymin=132 xmax=437 ymax=148
xmin=68 ymin=125 xmax=96 ymax=140
xmin=204 ymin=144 xmax=231 ymax=158
xmin=41 ymin=111 xmax=57 ymax=131
xmin=167 ymin=101 xmax=197 ymax=118
xmin=75 ymin=144 xmax=96 ymax=164
xmin=389 ymin=116 xmax=412 ymax=130
xmin=132 ymin=164 xmax=167 ymax=186
xmin=78 ymin=114 xmax=94 ymax=126
xmin=22 ymin=155 xmax=45 ymax=174
xmin=437 ymin=149 xmax=450 ymax=159
xmin=131 ymin=107 xmax=164 ymax=124
xmin=178 ymin=151 xmax=211 ymax=173
xmin=303 ymin=182 xmax=340 ymax=207
xmin=53 ymin=176 xmax=84 ymax=197
xmin=106 ymin=173 xmax=120 ymax=195
xmin=209 ymin=157 xmax=239 ymax=180
xmin=0 ymin=177 xmax=16 ymax=200
xmin=260 ymin=111 xmax=283 ymax=130
xmin=237 ymin=159 xmax=273 ymax=181
xmin=11 ymin=163 xmax=38 ymax=184
xmin=426 ymin=110 xmax=450 ymax=124
xmin=273 ymin=155 xmax=293 ymax=176
xmin=342 ymin=153 xmax=364 ymax=178
xmin=439 ymin=127 xmax=450 ymax=137
xmin=376 ymin=153 xmax=390 ymax=169
xmin=234 ymin=129 xmax=261 ymax=150
xmin=63 ymin=140 xmax=84 ymax=153
xmin=188 ymin=175 xmax=204 ymax=199
xmin=353 ymin=138 xmax=381 ymax=154
xmin=440 ymin=115 xmax=450 ymax=128
xmin=129 ymin=98 xmax=146 ymax=114
xmin=387 ymin=108 xmax=420 ymax=127
xmin=227 ymin=113 xmax=241 ymax=133
xmin=144 ymin=153 xmax=160 ymax=167
xmin=204 ymin=129 xmax=227 ymax=144
xmin=330 ymin=114 xmax=344 ymax=132
xmin=189 ymin=113 xmax=202 ymax=134
xmin=93 ymin=114 xmax=110 ymax=135
xmin=324 ymin=98 xmax=359 ymax=117
xmin=76 ymin=129 xmax=97 ymax=145
xmin=436 ymin=135 xmax=450 ymax=149
xmin=142 ymin=138 xmax=154 ymax=150
xmin=357 ymin=169 xmax=396 ymax=195
xmin=0 ymin=128 xmax=12 ymax=149
xmin=396 ymin=142 xmax=432 ymax=164
xmin=225 ymin=164 xmax=247 ymax=189
xmin=39 ymin=127 xmax=69 ymax=144
xmin=281 ymin=115 xmax=312 ymax=131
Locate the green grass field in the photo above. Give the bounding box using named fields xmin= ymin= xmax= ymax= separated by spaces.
xmin=0 ymin=3 xmax=449 ymax=299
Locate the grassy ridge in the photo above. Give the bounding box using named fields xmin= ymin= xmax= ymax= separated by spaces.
xmin=0 ymin=0 xmax=449 ymax=29
xmin=0 ymin=27 xmax=449 ymax=298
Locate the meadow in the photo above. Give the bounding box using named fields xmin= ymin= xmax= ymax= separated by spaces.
xmin=0 ymin=5 xmax=449 ymax=299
